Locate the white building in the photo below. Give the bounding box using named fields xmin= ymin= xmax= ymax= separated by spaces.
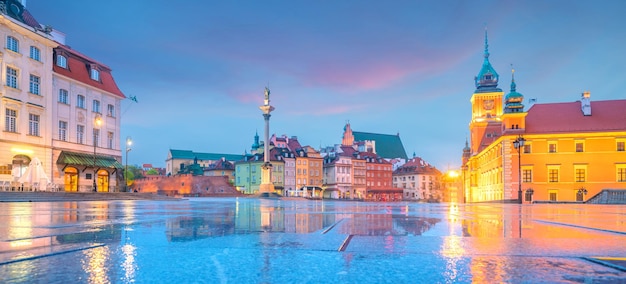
xmin=393 ymin=157 xmax=442 ymax=201
xmin=0 ymin=2 xmax=126 ymax=191
xmin=52 ymin=44 xmax=125 ymax=192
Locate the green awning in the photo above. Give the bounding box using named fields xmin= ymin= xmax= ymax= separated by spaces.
xmin=57 ymin=151 xmax=123 ymax=169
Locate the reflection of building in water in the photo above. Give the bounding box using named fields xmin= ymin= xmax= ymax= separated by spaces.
xmin=282 ymin=202 xmax=335 ymax=234
xmin=234 ymin=200 xmax=338 ymax=234
xmin=340 ymin=213 xmax=440 ymax=236
xmin=133 ymin=175 xmax=242 ymax=197
xmin=235 ymin=199 xmax=285 ymax=233
xmin=166 ymin=215 xmax=236 ymax=242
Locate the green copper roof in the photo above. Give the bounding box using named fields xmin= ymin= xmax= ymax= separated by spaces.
xmin=353 ymin=131 xmax=408 ymax=160
xmin=169 ymin=149 xmax=244 ymax=162
xmin=474 ymin=30 xmax=501 ymax=93
xmin=504 ymin=68 xmax=524 ymax=112
xmin=57 ymin=151 xmax=123 ymax=168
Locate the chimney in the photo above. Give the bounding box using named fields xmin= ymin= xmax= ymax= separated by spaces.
xmin=581 ymin=91 xmax=591 ymax=116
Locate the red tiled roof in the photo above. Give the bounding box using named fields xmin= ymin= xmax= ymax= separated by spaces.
xmin=525 ymin=100 xmax=626 ymax=134
xmin=394 ymin=157 xmax=441 ymax=175
xmin=360 ymin=151 xmax=390 ymax=164
xmin=287 ymin=139 xmax=302 ymax=153
xmin=53 ymin=45 xmax=125 ymax=98
xmin=339 ymin=145 xmax=357 ymax=157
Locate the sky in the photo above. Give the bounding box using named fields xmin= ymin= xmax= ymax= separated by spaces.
xmin=26 ymin=0 xmax=626 ymax=170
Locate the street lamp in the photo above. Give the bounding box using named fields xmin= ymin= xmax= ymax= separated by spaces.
xmin=513 ymin=135 xmax=526 ymax=204
xmin=93 ymin=115 xmax=102 ymax=192
xmin=125 ymin=136 xmax=132 ymax=192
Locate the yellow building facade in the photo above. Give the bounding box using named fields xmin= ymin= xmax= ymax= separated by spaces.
xmin=464 ymin=33 xmax=626 ymax=203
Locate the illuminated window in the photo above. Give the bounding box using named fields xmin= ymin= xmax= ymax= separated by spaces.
xmin=617 ymin=166 xmax=626 ymax=182
xmin=28 ymin=113 xmax=39 ymax=136
xmin=6 ymin=36 xmax=18 ymax=52
xmin=5 ymin=108 xmax=16 ymax=132
xmin=575 ymin=168 xmax=586 ymax=182
xmin=522 ymin=168 xmax=532 ymax=183
xmin=548 ymin=168 xmax=559 ymax=183
xmin=575 ymin=142 xmax=584 ymax=152
xmin=617 ymin=141 xmax=625 ymax=152
xmin=548 ymin=142 xmax=557 ymax=153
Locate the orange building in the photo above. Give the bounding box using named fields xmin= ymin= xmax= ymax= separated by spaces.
xmin=464 ymin=32 xmax=626 ymax=203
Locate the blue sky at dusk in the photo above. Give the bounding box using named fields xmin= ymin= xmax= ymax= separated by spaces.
xmin=27 ymin=1 xmax=626 ymax=169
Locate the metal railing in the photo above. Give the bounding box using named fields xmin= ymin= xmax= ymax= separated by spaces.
xmin=585 ymin=189 xmax=626 ymax=204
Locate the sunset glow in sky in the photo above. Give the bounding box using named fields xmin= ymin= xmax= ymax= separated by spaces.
xmin=27 ymin=0 xmax=626 ymax=169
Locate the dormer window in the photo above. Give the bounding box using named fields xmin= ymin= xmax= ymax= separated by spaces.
xmin=56 ymin=55 xmax=67 ymax=68
xmin=90 ymin=68 xmax=100 ymax=81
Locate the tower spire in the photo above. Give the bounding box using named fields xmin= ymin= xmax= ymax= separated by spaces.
xmin=474 ymin=27 xmax=500 ymax=92
xmin=484 ymin=28 xmax=490 ymax=60
xmin=510 ymin=64 xmax=516 ymax=92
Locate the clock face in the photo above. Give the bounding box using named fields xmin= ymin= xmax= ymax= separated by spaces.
xmin=483 ymin=99 xmax=494 ymax=110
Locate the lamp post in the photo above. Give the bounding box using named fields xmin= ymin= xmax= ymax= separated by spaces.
xmin=513 ymin=135 xmax=526 ymax=204
xmin=93 ymin=116 xmax=102 ymax=192
xmin=125 ymin=136 xmax=132 ymax=192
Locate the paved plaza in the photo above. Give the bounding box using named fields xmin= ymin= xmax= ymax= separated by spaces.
xmin=1 ymin=197 xmax=625 ymax=283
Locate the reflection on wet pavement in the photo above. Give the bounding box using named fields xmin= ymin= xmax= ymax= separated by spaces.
xmin=0 ymin=198 xmax=625 ymax=283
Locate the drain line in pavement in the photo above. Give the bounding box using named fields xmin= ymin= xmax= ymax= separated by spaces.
xmin=338 ymin=234 xmax=354 ymax=252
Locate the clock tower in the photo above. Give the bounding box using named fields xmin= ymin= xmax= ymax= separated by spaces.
xmin=469 ymin=30 xmax=504 ymax=154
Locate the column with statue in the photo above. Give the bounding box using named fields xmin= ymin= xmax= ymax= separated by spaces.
xmin=258 ymin=87 xmax=275 ymax=194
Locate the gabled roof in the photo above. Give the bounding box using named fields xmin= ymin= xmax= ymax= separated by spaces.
xmin=206 ymin=159 xmax=234 ymax=171
xmin=169 ymin=149 xmax=244 ymax=162
xmin=238 ymin=147 xmax=289 ymax=163
xmin=525 ymin=99 xmax=626 ymax=134
xmin=353 ymin=131 xmax=408 ymax=160
xmin=53 ymin=45 xmax=125 ymax=98
xmin=393 ymin=157 xmax=440 ymax=175
xmin=360 ymin=151 xmax=390 ymax=164
xmin=287 ymin=138 xmax=302 ymax=153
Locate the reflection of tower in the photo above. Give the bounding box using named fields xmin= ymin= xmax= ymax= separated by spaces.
xmin=259 ymin=87 xmax=276 ymax=194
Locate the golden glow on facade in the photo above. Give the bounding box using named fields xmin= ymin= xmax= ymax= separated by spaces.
xmin=10 ymin=148 xmax=34 ymax=155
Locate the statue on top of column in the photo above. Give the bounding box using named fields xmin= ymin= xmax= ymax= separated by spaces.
xmin=264 ymin=87 xmax=270 ymax=106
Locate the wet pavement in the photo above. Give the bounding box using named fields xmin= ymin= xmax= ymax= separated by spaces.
xmin=0 ymin=198 xmax=625 ymax=283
